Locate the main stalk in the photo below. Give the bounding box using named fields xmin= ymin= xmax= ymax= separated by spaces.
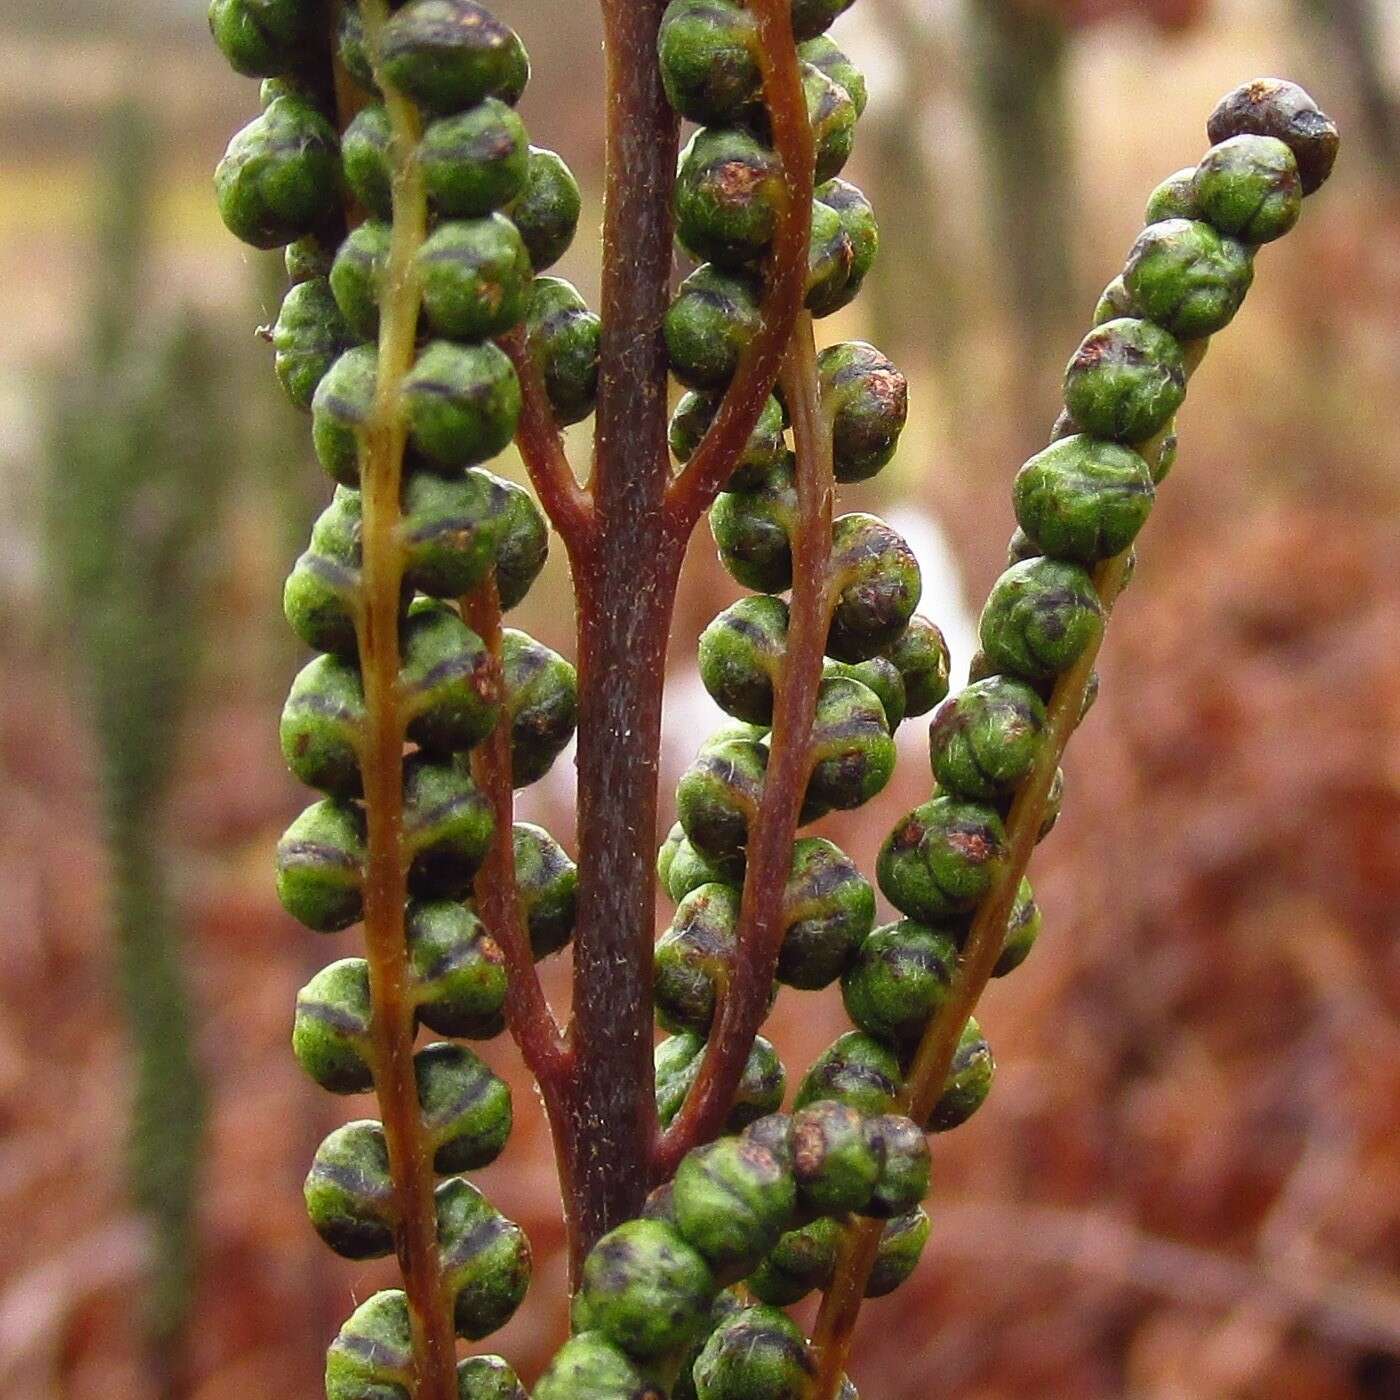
xmin=562 ymin=0 xmax=682 ymax=1267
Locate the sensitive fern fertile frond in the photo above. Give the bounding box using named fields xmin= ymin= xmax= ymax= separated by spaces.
xmin=207 ymin=0 xmax=1339 ymax=1392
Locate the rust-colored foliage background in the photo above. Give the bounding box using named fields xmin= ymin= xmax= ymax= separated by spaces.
xmin=1 ymin=1 xmax=1397 ymax=1397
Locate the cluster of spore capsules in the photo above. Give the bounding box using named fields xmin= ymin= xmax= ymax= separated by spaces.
xmin=208 ymin=0 xmax=1337 ymax=1389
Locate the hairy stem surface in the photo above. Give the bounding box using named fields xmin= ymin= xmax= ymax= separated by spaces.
xmin=354 ymin=6 xmax=457 ymax=1396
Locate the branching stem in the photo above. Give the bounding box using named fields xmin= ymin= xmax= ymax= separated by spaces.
xmin=655 ymin=310 xmax=832 ymax=1176
xmin=498 ymin=327 xmax=593 ymax=559
xmin=464 ymin=578 xmax=570 ymax=1075
xmin=353 ymin=5 xmax=457 ymax=1397
xmin=809 ymin=343 xmax=1210 ymax=1399
xmin=664 ymin=0 xmax=814 ymax=535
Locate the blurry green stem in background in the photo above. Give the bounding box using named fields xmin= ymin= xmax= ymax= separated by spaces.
xmin=1297 ymin=0 xmax=1399 ymax=180
xmin=862 ymin=0 xmax=965 ymax=391
xmin=44 ymin=98 xmax=223 ymax=1400
xmin=967 ymin=0 xmax=1078 ymax=439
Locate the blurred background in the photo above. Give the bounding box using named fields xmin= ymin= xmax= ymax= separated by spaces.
xmin=1 ymin=0 xmax=1397 ymax=1396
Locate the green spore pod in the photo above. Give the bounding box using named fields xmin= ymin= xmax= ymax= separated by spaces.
xmin=415 ymin=1041 xmax=512 ymax=1172
xmin=817 ymin=342 xmax=908 ymax=484
xmin=436 ymin=1177 xmax=532 ymax=1339
xmin=745 ymin=1217 xmax=841 ymax=1304
xmin=993 ymin=877 xmax=1042 ymax=977
xmin=741 ymin=1111 xmax=793 ymax=1167
xmin=792 ymin=0 xmax=857 ymax=41
xmin=336 ymin=1 xmax=376 ymax=93
xmin=654 ymin=881 xmax=743 ymax=1035
xmin=676 ymin=737 xmax=767 ymax=862
xmin=209 ymin=0 xmax=319 ymax=79
xmin=407 ymin=899 xmax=507 ymax=1039
xmin=789 ymin=1099 xmax=882 ymax=1216
xmin=513 ymin=821 xmax=578 ymax=958
xmin=581 ymin=1218 xmax=716 ymax=1360
xmin=271 ymin=277 xmax=352 ymax=412
xmin=421 ymin=100 xmax=530 ymax=217
xmin=1036 ymin=764 xmax=1065 ymax=843
xmin=1063 ymin=318 xmax=1187 ymax=444
xmin=804 ymin=198 xmax=857 ymax=318
xmin=400 ymin=599 xmax=498 ymax=754
xmin=380 ymin=0 xmax=530 ymax=113
xmin=672 ymin=1292 xmax=748 ymax=1400
xmin=804 ymin=63 xmax=856 ymax=183
xmin=401 ymin=754 xmax=494 ymax=897
xmin=664 ymin=832 xmax=745 ymax=903
xmin=978 ymin=556 xmax=1103 ymax=682
xmin=259 ymin=74 xmax=329 ymax=110
xmin=458 ymin=1356 xmax=527 ymax=1400
xmin=305 ymin=1120 xmax=394 ymax=1259
xmin=400 ymin=467 xmax=511 ymax=599
xmin=1123 ymin=218 xmax=1254 ymax=340
xmin=928 ymin=674 xmax=1048 ymax=801
xmin=778 ymin=836 xmax=874 ymax=990
xmin=1154 ymin=431 xmax=1179 ymax=484
xmin=215 ymin=95 xmax=340 ymax=249
xmin=698 ymin=595 xmax=789 ymax=725
xmin=883 ymin=615 xmax=950 ymax=717
xmin=927 ymin=1016 xmax=994 ymax=1132
xmin=523 ymin=277 xmax=601 ymax=425
xmin=341 ymin=104 xmax=393 ymax=220
xmin=876 ymin=795 xmax=1008 ymax=922
xmin=1144 ymin=166 xmax=1199 ymax=224
xmin=655 ymin=1032 xmax=785 ymax=1132
xmin=841 ymin=919 xmax=958 ymax=1047
xmin=1092 ymin=273 xmax=1140 ymax=327
xmin=692 ymin=1303 xmax=813 ymax=1400
xmin=743 ymin=62 xmax=855 ymax=186
xmin=675 ymin=126 xmax=786 ymax=268
xmin=669 ymin=390 xmax=786 ymax=492
xmin=815 ymin=178 xmax=877 ymax=302
xmin=501 ymin=628 xmax=577 ymax=786
xmin=827 ymin=513 xmax=921 ymax=662
xmin=862 ymin=1114 xmax=930 ymax=1219
xmin=710 ymin=456 xmax=796 ymax=592
xmin=325 ymin=1291 xmax=412 ymax=1400
xmin=507 ymin=147 xmax=582 ymax=271
xmin=312 ymin=343 xmax=378 ymax=487
xmin=403 ymin=340 xmax=522 ymax=469
xmin=276 ymin=797 xmax=365 ymax=931
xmin=1007 ymin=527 xmax=1041 ymax=565
xmin=674 ymin=1137 xmax=796 ymax=1276
xmin=280 ymin=652 xmax=366 ymax=796
xmin=659 ymin=0 xmax=761 ymax=124
xmin=824 ymin=656 xmax=905 ymax=731
xmin=641 ymin=1181 xmax=679 ymax=1229
xmin=333 ymin=214 xmax=394 ymax=336
xmin=484 ymin=470 xmax=548 ymax=608
xmin=293 ymin=957 xmax=373 ymax=1093
xmin=799 ymin=35 xmax=867 ymax=116
xmin=285 ymin=487 xmax=363 ymax=655
xmin=1206 ymin=78 xmax=1338 ymax=195
xmin=665 ymin=264 xmax=763 ymax=389
xmin=418 ymin=216 xmax=532 ymax=342
xmin=795 ymin=1031 xmax=903 ymax=1117
xmin=1192 ymin=134 xmax=1302 ymax=244
xmin=802 ymin=675 xmax=895 ymax=819
xmin=533 ymin=1332 xmax=664 ymax=1400
xmin=286 ymin=234 xmax=333 ymax=283
xmin=657 ymin=821 xmax=683 ymax=891
xmin=864 ymin=1208 xmax=930 ymax=1298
